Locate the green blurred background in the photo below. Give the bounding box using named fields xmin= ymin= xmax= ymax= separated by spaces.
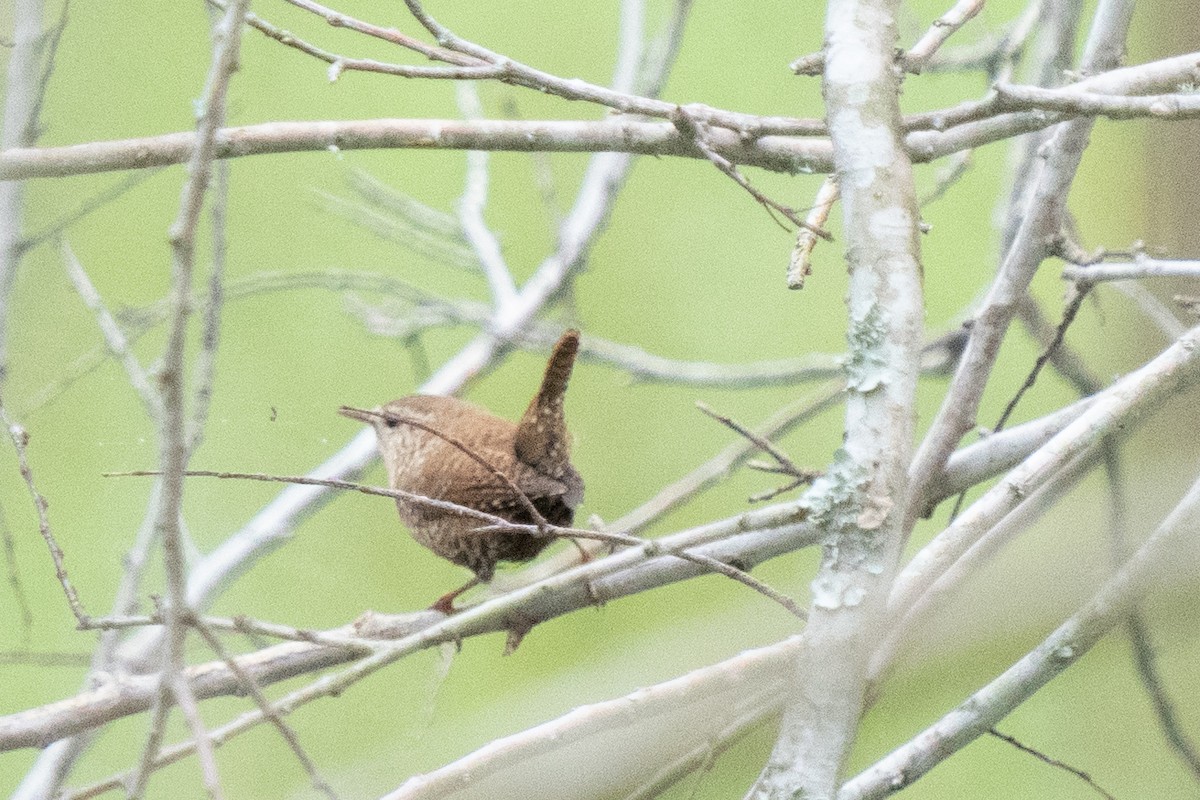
xmin=2 ymin=0 xmax=1199 ymax=797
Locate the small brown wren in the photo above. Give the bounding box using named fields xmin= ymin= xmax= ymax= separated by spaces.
xmin=339 ymin=330 xmax=584 ymax=612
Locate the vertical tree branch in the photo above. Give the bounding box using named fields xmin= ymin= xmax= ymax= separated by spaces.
xmin=455 ymin=83 xmax=518 ymax=311
xmin=0 ymin=0 xmax=45 ymax=377
xmin=748 ymin=0 xmax=924 ymax=796
xmin=136 ymin=0 xmax=250 ymax=795
xmin=187 ymin=157 xmax=229 ymax=452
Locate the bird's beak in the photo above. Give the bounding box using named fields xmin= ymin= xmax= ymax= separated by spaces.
xmin=338 ymin=405 xmax=377 ymax=424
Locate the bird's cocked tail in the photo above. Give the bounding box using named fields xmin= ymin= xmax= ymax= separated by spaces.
xmin=515 ymin=329 xmax=580 ymax=472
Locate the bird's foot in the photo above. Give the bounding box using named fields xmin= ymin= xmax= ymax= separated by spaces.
xmin=429 ymin=576 xmax=482 ymax=615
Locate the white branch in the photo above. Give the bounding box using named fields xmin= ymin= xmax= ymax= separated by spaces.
xmin=386 ymin=637 xmax=799 ymax=800
xmin=891 ymin=323 xmax=1200 ymax=631
xmin=1063 ymin=257 xmax=1200 ymax=282
xmin=842 ymin=469 xmax=1200 ymax=799
xmin=748 ymin=0 xmax=925 ymax=795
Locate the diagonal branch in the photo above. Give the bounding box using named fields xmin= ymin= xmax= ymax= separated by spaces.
xmin=841 ymin=469 xmax=1200 ymax=799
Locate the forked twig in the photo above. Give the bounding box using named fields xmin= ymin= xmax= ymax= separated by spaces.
xmin=696 ymin=401 xmax=820 ymax=502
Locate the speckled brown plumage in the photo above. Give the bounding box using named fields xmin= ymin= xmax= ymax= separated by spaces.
xmin=340 ymin=330 xmax=583 ymax=610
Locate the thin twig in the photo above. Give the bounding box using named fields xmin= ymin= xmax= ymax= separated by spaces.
xmin=126 ymin=685 xmax=173 ymax=799
xmin=207 ymin=0 xmax=503 ymax=81
xmin=788 ymin=175 xmax=839 ymax=289
xmin=671 ymin=106 xmax=830 ymax=237
xmin=23 ymin=169 xmax=162 ymax=250
xmin=1100 ymin=433 xmax=1200 ymax=779
xmin=988 ymin=729 xmax=1116 ymax=800
xmin=901 ymin=0 xmax=987 ymax=73
xmin=556 ymin=382 xmax=841 ymax=549
xmin=115 ymin=462 xmax=807 ymax=621
xmin=61 ymin=240 xmax=162 ymax=417
xmin=993 ymin=282 xmax=1091 ymax=433
xmin=670 ymin=549 xmax=806 ymax=619
xmin=920 ymin=150 xmax=972 ymax=206
xmin=0 ymin=650 xmax=91 ymax=667
xmin=1124 ymin=610 xmax=1200 ymax=778
xmin=695 ymin=401 xmax=820 ymax=502
xmin=187 ymin=158 xmax=228 ymax=451
xmin=1 ymin=403 xmax=89 ymax=624
xmin=105 ymin=469 xmax=519 ymax=529
xmin=168 ymin=669 xmax=224 ymax=800
xmin=191 ymin=618 xmax=339 ymax=799
xmin=1063 ymin=255 xmax=1200 ymax=282
xmin=285 ymin=0 xmax=479 ymax=66
xmin=0 ymin=502 xmax=33 ymax=641
xmin=341 ymin=407 xmax=552 ymax=531
xmin=75 ymin=609 xmax=383 ymax=651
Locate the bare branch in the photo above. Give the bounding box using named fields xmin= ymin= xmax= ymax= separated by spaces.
xmin=901 ymin=0 xmax=986 ymax=73
xmin=920 ymin=396 xmax=1094 ymax=514
xmin=842 ymin=469 xmax=1200 ymax=799
xmin=1 ymin=493 xmax=821 ymax=753
xmin=995 ymin=82 xmax=1200 ymax=118
xmin=0 ymin=0 xmax=50 ymax=373
xmin=1063 ymin=255 xmax=1200 ymax=282
xmin=61 ymin=241 xmax=162 ymax=418
xmin=787 ymin=175 xmax=839 ymax=289
xmin=0 ymin=118 xmax=829 ymax=181
xmin=139 ymin=0 xmax=252 ymax=795
xmin=1 ymin=404 xmax=89 ymax=625
xmin=455 ymin=83 xmax=518 ymax=309
xmin=749 ymin=0 xmax=926 ymax=795
xmin=905 ymin=2 xmax=1140 ymax=534
xmin=191 ymin=620 xmax=338 ymax=799
xmin=385 ymin=637 xmax=800 ymax=800
xmin=891 ymin=324 xmax=1200 ymax=642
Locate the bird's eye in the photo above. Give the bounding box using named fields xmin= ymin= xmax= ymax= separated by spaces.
xmin=384 ymin=418 xmax=399 ymax=429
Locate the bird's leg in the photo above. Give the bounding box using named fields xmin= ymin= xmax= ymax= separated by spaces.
xmin=429 ymin=576 xmax=481 ymax=614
